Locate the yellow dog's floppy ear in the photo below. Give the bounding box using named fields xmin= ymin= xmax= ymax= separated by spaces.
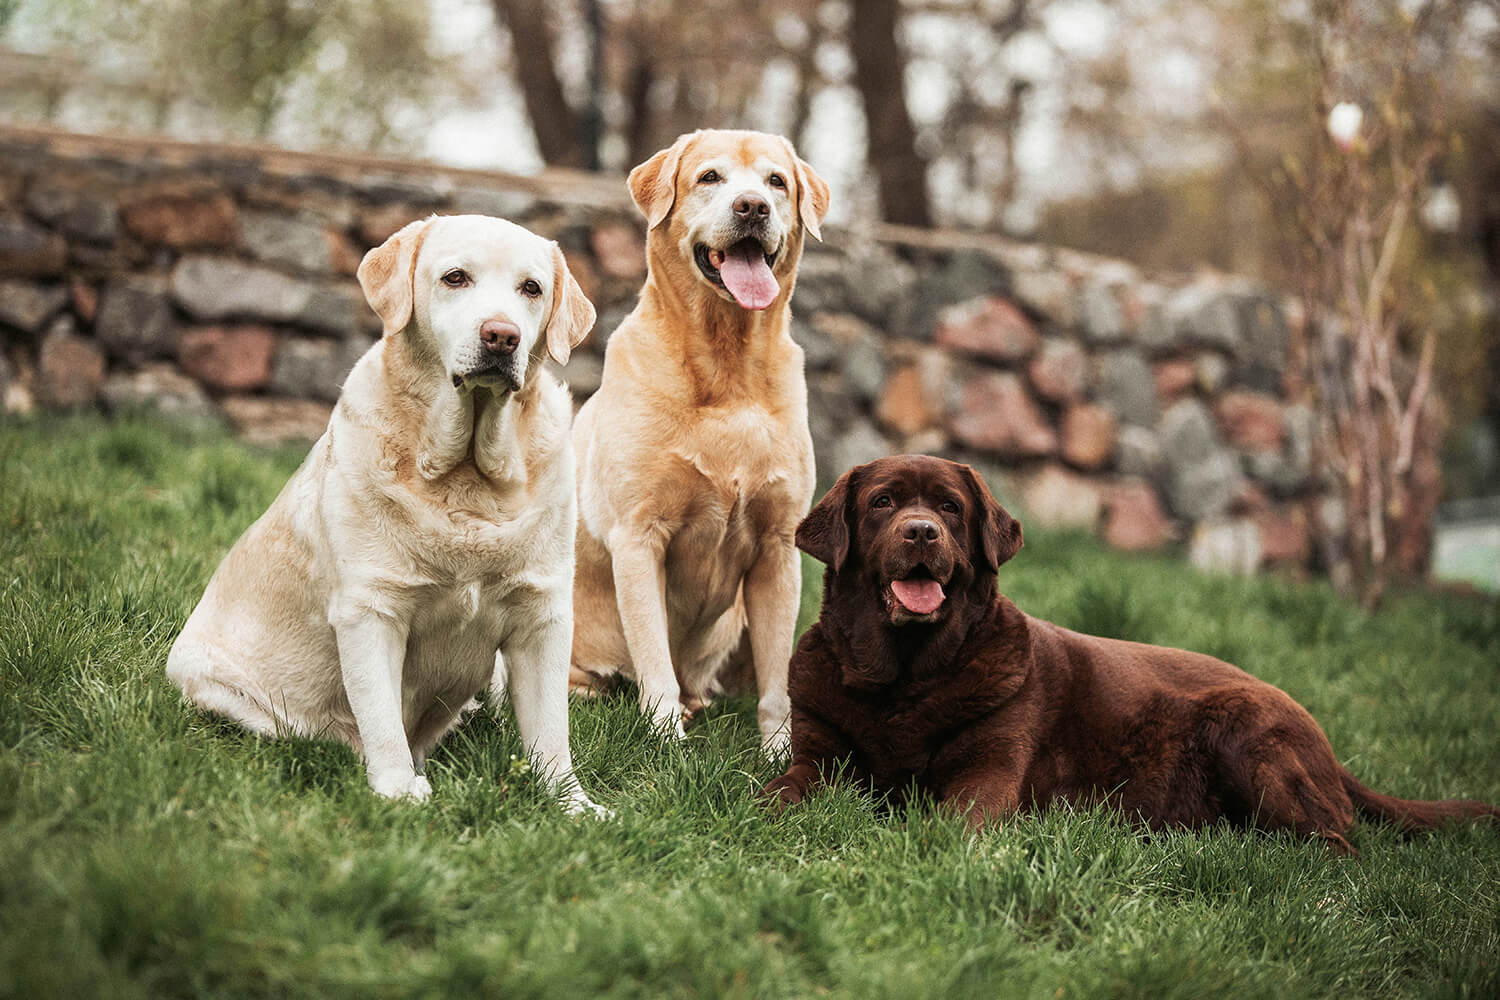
xmin=545 ymin=243 xmax=597 ymax=365
xmin=357 ymin=217 xmax=432 ymax=337
xmin=628 ymin=133 xmax=692 ymax=230
xmin=797 ymin=464 xmax=859 ymax=572
xmin=782 ymin=138 xmax=831 ymax=241
xmin=958 ymin=464 xmax=1023 ymax=573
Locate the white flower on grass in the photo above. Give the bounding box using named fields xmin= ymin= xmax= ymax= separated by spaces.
xmin=1327 ymin=102 xmax=1363 ymax=150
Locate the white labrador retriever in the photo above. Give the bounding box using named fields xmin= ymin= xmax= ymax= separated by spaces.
xmin=167 ymin=214 xmax=605 ymax=815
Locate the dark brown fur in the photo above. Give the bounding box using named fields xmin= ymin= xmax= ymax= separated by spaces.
xmin=762 ymin=455 xmax=1498 ymax=854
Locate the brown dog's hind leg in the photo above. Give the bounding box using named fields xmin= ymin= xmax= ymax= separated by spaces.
xmin=1241 ymin=754 xmax=1359 ymax=854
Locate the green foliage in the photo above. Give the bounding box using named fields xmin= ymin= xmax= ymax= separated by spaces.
xmin=2 ymin=416 xmax=1498 ymax=999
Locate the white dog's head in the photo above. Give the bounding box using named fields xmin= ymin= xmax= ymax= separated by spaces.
xmin=357 ymin=214 xmax=596 ymax=393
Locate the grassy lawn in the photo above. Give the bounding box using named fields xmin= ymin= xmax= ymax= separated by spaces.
xmin=2 ymin=415 xmax=1498 ymax=999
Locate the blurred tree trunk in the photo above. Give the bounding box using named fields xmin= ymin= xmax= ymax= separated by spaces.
xmin=491 ymin=0 xmax=586 ymax=167
xmin=849 ymin=0 xmax=932 ymax=226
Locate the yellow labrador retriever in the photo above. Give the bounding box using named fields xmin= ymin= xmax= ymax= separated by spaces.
xmin=570 ymin=130 xmax=831 ymax=754
xmin=167 ymin=214 xmax=607 ymax=814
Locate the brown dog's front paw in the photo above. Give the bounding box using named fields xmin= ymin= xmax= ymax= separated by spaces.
xmin=760 ymin=773 xmax=806 ymax=812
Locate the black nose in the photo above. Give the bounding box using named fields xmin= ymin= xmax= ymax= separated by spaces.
xmin=480 ymin=319 xmax=521 ymax=355
xmin=902 ymin=519 xmax=940 ymax=543
xmin=733 ymin=192 xmax=770 ymax=219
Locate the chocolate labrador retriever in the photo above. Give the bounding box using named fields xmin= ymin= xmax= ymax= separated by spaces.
xmin=763 ymin=454 xmax=1497 ymax=853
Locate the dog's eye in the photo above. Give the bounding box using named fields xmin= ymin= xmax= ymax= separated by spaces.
xmin=940 ymin=500 xmax=960 ymax=515
xmin=768 ymin=173 xmax=786 ymax=190
xmin=520 ymin=278 xmax=542 ymax=298
xmin=441 ymin=268 xmax=470 ymax=288
xmin=698 ymin=170 xmax=721 ymax=184
xmin=872 ymin=494 xmax=893 ymax=509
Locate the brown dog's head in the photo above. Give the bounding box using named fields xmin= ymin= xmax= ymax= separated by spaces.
xmin=798 ymin=455 xmax=1023 ymax=628
xmin=628 ymin=129 xmax=830 ymax=312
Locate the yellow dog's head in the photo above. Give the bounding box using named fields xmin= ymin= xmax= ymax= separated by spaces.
xmin=628 ymin=130 xmax=831 ymax=312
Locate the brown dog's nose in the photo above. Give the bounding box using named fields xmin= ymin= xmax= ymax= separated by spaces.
xmin=479 ymin=319 xmax=521 ymax=355
xmin=733 ymin=192 xmax=770 ymax=219
xmin=902 ymin=519 xmax=940 ymax=543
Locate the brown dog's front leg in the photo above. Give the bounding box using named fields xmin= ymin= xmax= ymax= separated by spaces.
xmin=942 ymin=771 xmax=1024 ymax=831
xmin=760 ymin=706 xmax=859 ymax=811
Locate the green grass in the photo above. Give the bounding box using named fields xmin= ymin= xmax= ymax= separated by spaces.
xmin=2 ymin=414 xmax=1498 ymax=1000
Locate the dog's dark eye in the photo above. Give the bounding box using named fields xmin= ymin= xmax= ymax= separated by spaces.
xmin=940 ymin=499 xmax=960 ymax=515
xmin=441 ymin=268 xmax=470 ymax=288
xmin=520 ymin=278 xmax=542 ymax=298
xmin=698 ymin=169 xmax=721 ymax=184
xmin=872 ymin=494 xmax=893 ymax=509
xmin=768 ymin=173 xmax=786 ymax=190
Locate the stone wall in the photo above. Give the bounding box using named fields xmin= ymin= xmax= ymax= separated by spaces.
xmin=0 ymin=126 xmax=1317 ymax=573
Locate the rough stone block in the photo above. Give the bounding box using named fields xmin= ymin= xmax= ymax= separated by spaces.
xmin=0 ymin=214 xmax=67 ymax=276
xmin=171 ymin=256 xmax=361 ymax=336
xmin=1189 ymin=518 xmax=1262 ymax=575
xmin=1104 ymin=479 xmax=1173 ymax=551
xmin=179 ymin=324 xmax=279 ymax=391
xmin=120 ymin=186 xmax=237 ymax=248
xmin=948 ymin=371 xmax=1056 ymax=458
xmin=96 ymin=275 xmax=178 ymax=362
xmin=1021 ymin=464 xmax=1103 ymax=530
xmin=101 ymin=363 xmax=218 ymax=424
xmin=590 ymin=223 xmax=646 ymax=279
xmin=1060 ymin=403 xmax=1118 ymax=470
xmin=220 ymin=395 xmax=334 ymax=445
xmin=0 ymin=280 xmax=69 ymax=334
xmin=269 ymin=335 xmax=374 ymax=403
xmin=1027 ymin=338 xmax=1087 ymax=403
xmin=240 ymin=209 xmax=335 ymax=273
xmin=936 ymin=296 xmax=1039 ymax=363
xmin=1215 ymin=389 xmax=1285 ymax=453
xmin=1092 ymin=349 xmax=1158 ymax=428
xmin=38 ymin=318 xmax=106 ymax=407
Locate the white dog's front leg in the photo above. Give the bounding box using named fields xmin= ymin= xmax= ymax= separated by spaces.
xmin=505 ymin=612 xmax=609 ymax=817
xmin=608 ymin=526 xmax=685 ymax=740
xmin=744 ymin=537 xmax=799 ymax=758
xmin=416 ymin=383 xmax=474 ymax=481
xmin=332 ymin=609 xmax=427 ymax=800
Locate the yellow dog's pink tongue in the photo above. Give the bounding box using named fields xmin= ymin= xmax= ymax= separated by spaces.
xmin=891 ymin=578 xmax=945 ymax=615
xmin=717 ymin=242 xmax=779 ymax=310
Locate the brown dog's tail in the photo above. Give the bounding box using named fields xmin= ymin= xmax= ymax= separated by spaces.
xmin=1340 ymin=767 xmax=1500 ymax=832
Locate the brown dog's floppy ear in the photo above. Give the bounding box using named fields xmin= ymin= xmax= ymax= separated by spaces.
xmin=545 ymin=243 xmax=597 ymax=365
xmin=781 ymin=137 xmax=831 ymax=241
xmin=796 ymin=466 xmax=857 ymax=571
xmin=357 ymin=217 xmax=432 ymax=337
xmin=959 ymin=464 xmax=1023 ymax=573
xmin=628 ymin=133 xmax=691 ymax=230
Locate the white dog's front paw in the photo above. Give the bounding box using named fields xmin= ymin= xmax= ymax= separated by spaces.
xmin=760 ymin=726 xmax=791 ymax=761
xmin=642 ymin=696 xmax=687 ymax=741
xmin=369 ymin=770 xmax=431 ymax=801
xmin=562 ymin=791 xmax=614 ymax=820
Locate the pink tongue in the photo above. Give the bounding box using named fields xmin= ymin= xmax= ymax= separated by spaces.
xmin=890 ymin=578 xmax=945 ymax=615
xmin=718 ymin=243 xmax=779 ymax=310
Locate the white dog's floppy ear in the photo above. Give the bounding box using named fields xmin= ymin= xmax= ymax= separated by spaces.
xmin=545 ymin=243 xmax=597 ymax=365
xmin=628 ymin=133 xmax=691 ymax=230
xmin=782 ymin=138 xmax=831 ymax=241
xmin=357 ymin=217 xmax=432 ymax=337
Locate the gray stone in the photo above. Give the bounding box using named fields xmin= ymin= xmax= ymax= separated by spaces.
xmin=100 ymin=363 xmax=219 ymax=426
xmin=790 ymin=252 xmax=849 ymax=315
xmin=269 ymin=335 xmax=374 ymax=403
xmin=1078 ymin=279 xmax=1126 ymax=344
xmin=1133 ymin=283 xmax=1173 ymax=352
xmin=171 ymin=256 xmax=361 ymax=336
xmin=25 ymin=184 xmax=120 ymax=244
xmin=240 ymin=209 xmax=333 ymax=273
xmin=1189 ymin=518 xmax=1262 ymax=576
xmin=1092 ymin=349 xmax=1158 ymax=428
xmin=1021 ymin=463 xmax=1104 ymax=530
xmin=96 ymin=275 xmax=178 ymax=362
xmin=1195 ymin=352 xmax=1231 ymax=394
xmin=0 ymin=213 xmax=67 ymax=276
xmin=792 ymin=316 xmax=839 ymax=371
xmin=1116 ymin=425 xmax=1164 ymax=478
xmin=840 ymin=329 xmax=886 ymax=403
xmin=1246 ymin=401 xmax=1315 ymax=496
xmin=1010 ymin=267 xmax=1075 ymax=327
xmin=552 ymin=353 xmax=604 ymax=398
xmin=0 ymin=280 xmax=69 ymax=334
xmin=1159 ymin=398 xmax=1242 ymax=520
xmin=893 ymin=248 xmax=1007 ymax=340
xmin=1236 ymin=293 xmax=1288 ymax=393
xmin=1165 ymin=281 xmax=1242 ymax=354
xmin=842 ymin=245 xmax=918 ymax=324
xmin=826 ymin=420 xmax=892 ymax=488
xmin=450 ymin=185 xmax=541 ymax=220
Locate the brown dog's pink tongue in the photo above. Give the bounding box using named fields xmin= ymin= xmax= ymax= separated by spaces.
xmin=890 ymin=578 xmax=945 ymax=615
xmin=717 ymin=243 xmax=779 ymax=310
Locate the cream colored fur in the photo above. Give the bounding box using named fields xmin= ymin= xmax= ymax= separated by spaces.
xmin=570 ymin=130 xmax=831 ymax=755
xmin=167 ymin=214 xmax=605 ymax=814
